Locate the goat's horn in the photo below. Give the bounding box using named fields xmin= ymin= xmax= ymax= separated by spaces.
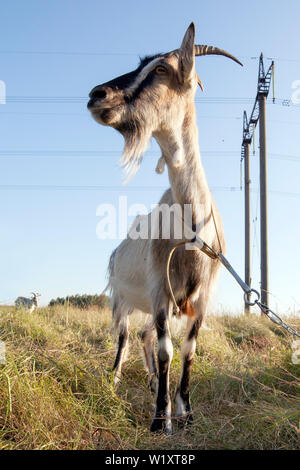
xmin=197 ymin=74 xmax=204 ymax=91
xmin=194 ymin=45 xmax=243 ymax=66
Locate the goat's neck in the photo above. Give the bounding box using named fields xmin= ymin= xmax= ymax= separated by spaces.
xmin=155 ymin=105 xmax=211 ymax=226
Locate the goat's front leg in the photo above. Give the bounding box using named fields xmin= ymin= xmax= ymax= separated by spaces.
xmin=175 ymin=316 xmax=201 ymax=425
xmin=150 ymin=309 xmax=173 ymax=434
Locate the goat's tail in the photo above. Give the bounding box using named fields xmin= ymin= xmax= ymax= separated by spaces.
xmin=106 ymin=248 xmax=120 ymax=334
xmin=106 ymin=248 xmax=133 ymax=335
xmin=99 ymin=282 xmax=110 ymax=297
xmin=98 ymin=248 xmax=116 ymax=299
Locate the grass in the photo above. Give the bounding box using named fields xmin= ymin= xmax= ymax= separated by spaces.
xmin=0 ymin=305 xmax=299 ymax=450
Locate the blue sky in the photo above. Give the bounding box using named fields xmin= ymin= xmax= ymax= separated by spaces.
xmin=0 ymin=0 xmax=300 ymax=313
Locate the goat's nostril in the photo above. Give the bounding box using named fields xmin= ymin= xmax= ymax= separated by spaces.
xmin=94 ymin=89 xmax=107 ymax=100
xmin=88 ymin=86 xmax=110 ymax=109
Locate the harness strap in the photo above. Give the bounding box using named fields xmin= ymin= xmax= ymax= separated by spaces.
xmin=166 ymin=205 xmax=220 ymax=314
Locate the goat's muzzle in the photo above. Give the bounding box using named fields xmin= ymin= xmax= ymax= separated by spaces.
xmin=87 ymin=85 xmax=112 ymax=110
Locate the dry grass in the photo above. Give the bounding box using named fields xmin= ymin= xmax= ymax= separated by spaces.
xmin=0 ymin=305 xmax=299 ymax=450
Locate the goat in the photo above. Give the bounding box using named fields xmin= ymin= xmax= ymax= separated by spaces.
xmin=15 ymin=292 xmax=41 ymax=312
xmin=88 ymin=23 xmax=242 ymax=434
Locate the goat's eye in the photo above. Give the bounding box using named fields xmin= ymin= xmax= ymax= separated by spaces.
xmin=155 ymin=66 xmax=167 ymax=75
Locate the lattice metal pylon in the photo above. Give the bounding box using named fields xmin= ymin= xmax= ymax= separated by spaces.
xmin=241 ymin=53 xmax=274 ymax=313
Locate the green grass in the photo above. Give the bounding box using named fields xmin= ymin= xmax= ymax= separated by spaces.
xmin=0 ymin=305 xmax=299 ymax=449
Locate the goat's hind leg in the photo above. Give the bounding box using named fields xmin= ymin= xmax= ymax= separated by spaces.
xmin=112 ymin=314 xmax=130 ymax=386
xmin=141 ymin=322 xmax=157 ymax=394
xmin=175 ymin=316 xmax=202 ymax=426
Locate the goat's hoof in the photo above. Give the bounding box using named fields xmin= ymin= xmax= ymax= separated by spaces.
xmin=186 ymin=411 xmax=193 ymax=425
xmin=175 ymin=411 xmax=193 ymax=428
xmin=112 ymin=371 xmax=121 ymax=387
xmin=175 ymin=394 xmax=193 ymax=427
xmin=150 ymin=416 xmax=172 ymax=435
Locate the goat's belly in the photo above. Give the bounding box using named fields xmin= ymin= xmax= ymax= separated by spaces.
xmin=112 ymin=276 xmax=152 ymax=313
xmin=112 ymin=237 xmax=153 ymax=312
xmin=126 ymin=288 xmax=152 ymax=314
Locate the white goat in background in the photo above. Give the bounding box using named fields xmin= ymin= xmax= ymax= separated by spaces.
xmin=88 ymin=22 xmax=242 ymax=434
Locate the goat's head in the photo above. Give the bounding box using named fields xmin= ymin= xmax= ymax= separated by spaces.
xmin=31 ymin=292 xmax=41 ymax=305
xmin=88 ymin=23 xmax=242 ymax=178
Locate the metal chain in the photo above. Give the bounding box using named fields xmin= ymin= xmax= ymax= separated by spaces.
xmin=218 ymin=254 xmax=300 ymax=339
xmin=254 ymin=298 xmax=300 ymax=338
xmin=168 ymin=216 xmax=300 ymax=339
xmin=240 ymin=287 xmax=300 ymax=338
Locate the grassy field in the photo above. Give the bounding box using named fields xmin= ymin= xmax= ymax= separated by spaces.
xmin=0 ymin=305 xmax=299 ymax=450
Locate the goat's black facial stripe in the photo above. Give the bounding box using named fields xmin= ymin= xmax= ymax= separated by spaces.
xmin=139 ymin=54 xmax=163 ymax=68
xmin=90 ymin=54 xmax=163 ymax=99
xmin=98 ymin=69 xmax=140 ymax=91
xmin=124 ymin=69 xmax=156 ymax=103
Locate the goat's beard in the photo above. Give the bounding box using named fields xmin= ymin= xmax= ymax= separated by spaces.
xmin=117 ymin=119 xmax=152 ymax=183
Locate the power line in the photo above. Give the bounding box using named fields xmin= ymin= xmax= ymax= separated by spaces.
xmin=0 ymin=111 xmax=240 ymax=119
xmin=3 ymin=95 xmax=297 ymax=107
xmin=0 ymin=111 xmax=86 ymax=116
xmin=0 ymin=184 xmax=167 ymax=191
xmin=0 ymin=150 xmax=299 ymax=162
xmin=0 ymin=184 xmax=299 ymax=198
xmin=1 ymin=112 xmax=300 ymax=127
xmin=0 ymin=112 xmax=240 ymax=119
xmin=6 ymin=96 xmax=86 ymax=103
xmin=0 ymin=149 xmax=240 ymax=157
xmin=0 ymin=50 xmax=137 ymax=56
xmin=1 ymin=50 xmax=300 ymax=63
xmin=0 ymin=96 xmax=280 ymax=104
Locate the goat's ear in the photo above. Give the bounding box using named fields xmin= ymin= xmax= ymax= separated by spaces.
xmin=179 ymin=22 xmax=195 ymax=83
